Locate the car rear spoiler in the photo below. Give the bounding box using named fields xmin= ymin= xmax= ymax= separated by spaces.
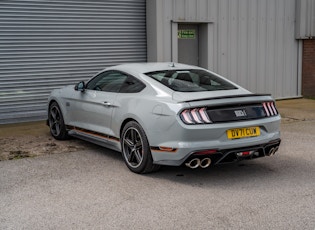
xmin=181 ymin=94 xmax=272 ymax=103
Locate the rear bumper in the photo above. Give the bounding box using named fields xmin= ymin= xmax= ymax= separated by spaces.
xmin=149 ymin=110 xmax=281 ymax=166
xmin=152 ymin=137 xmax=281 ymax=166
xmin=200 ymin=138 xmax=281 ymax=165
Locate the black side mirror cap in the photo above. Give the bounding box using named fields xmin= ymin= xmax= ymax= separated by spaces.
xmin=75 ymin=81 xmax=86 ymax=92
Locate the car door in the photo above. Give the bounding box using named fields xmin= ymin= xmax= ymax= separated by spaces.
xmin=68 ymin=70 xmax=128 ymax=136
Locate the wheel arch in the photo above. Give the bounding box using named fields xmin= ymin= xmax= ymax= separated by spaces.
xmin=119 ymin=117 xmax=151 ymax=141
xmin=47 ymin=98 xmax=69 ymax=124
xmin=48 ymin=99 xmax=57 ymax=109
xmin=120 ymin=118 xmax=137 ymax=138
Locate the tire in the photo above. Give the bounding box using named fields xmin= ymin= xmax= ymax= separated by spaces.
xmin=48 ymin=102 xmax=69 ymax=140
xmin=121 ymin=121 xmax=160 ymax=174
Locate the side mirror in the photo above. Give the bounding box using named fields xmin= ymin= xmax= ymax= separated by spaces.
xmin=75 ymin=81 xmax=85 ymax=92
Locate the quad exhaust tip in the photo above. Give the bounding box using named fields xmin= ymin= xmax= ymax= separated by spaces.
xmin=267 ymin=146 xmax=279 ymax=156
xmin=200 ymin=158 xmax=212 ymax=168
xmin=185 ymin=158 xmax=211 ymax=169
xmin=185 ymin=145 xmax=279 ymax=169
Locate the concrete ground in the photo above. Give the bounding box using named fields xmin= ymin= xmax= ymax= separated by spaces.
xmin=0 ymin=98 xmax=314 ymax=229
xmin=276 ymin=98 xmax=315 ymax=122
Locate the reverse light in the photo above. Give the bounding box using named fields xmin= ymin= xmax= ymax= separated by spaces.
xmin=180 ymin=107 xmax=212 ymax=124
xmin=236 ymin=150 xmax=257 ymax=157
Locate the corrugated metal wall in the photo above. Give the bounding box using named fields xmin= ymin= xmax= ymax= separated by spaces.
xmin=0 ymin=0 xmax=146 ymax=124
xmin=296 ymin=0 xmax=315 ymax=38
xmin=148 ymin=0 xmax=300 ymax=99
xmin=214 ymin=0 xmax=299 ymax=99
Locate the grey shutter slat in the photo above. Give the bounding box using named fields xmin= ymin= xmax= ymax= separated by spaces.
xmin=0 ymin=0 xmax=146 ymax=124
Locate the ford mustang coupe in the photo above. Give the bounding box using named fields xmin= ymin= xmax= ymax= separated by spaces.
xmin=47 ymin=63 xmax=281 ymax=173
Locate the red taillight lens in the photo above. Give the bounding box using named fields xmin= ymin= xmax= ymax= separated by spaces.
xmin=262 ymin=101 xmax=279 ymax=117
xmin=181 ymin=109 xmax=194 ymax=124
xmin=199 ymin=107 xmax=212 ymax=123
xmin=180 ymin=107 xmax=212 ymax=124
xmin=194 ymin=149 xmax=217 ymax=155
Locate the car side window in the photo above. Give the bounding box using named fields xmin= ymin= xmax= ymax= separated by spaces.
xmin=119 ymin=76 xmax=146 ymax=93
xmin=86 ymin=71 xmax=128 ymax=92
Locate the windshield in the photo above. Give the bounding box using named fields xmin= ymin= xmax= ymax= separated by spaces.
xmin=145 ymin=69 xmax=238 ymax=92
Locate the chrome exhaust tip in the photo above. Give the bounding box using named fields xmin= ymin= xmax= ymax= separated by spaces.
xmin=200 ymin=158 xmax=211 ymax=168
xmin=273 ymin=146 xmax=279 ymax=155
xmin=185 ymin=158 xmax=200 ymax=169
xmin=267 ymin=147 xmax=276 ymax=156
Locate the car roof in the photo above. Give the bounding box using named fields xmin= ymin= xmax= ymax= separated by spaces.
xmin=105 ymin=62 xmax=203 ymax=75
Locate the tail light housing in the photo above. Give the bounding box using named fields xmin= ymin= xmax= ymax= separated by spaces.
xmin=180 ymin=107 xmax=212 ymax=124
xmin=180 ymin=101 xmax=279 ymax=125
xmin=262 ymin=101 xmax=278 ymax=117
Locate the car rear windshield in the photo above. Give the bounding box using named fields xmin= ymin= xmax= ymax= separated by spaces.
xmin=145 ymin=69 xmax=238 ymax=92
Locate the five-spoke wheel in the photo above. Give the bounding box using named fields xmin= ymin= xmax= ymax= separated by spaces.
xmin=121 ymin=121 xmax=159 ymax=173
xmin=48 ymin=102 xmax=68 ymax=140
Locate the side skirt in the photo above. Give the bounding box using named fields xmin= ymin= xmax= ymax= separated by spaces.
xmin=67 ymin=126 xmax=121 ymax=152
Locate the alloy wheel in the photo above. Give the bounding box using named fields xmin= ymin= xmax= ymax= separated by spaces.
xmin=122 ymin=127 xmax=144 ymax=168
xmin=49 ymin=104 xmax=62 ymax=137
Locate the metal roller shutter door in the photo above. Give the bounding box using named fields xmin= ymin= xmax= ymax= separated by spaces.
xmin=0 ymin=0 xmax=146 ymax=124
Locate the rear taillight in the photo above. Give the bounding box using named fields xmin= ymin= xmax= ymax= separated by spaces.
xmin=180 ymin=107 xmax=212 ymax=124
xmin=262 ymin=101 xmax=278 ymax=117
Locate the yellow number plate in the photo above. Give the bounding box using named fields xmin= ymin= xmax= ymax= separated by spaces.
xmin=227 ymin=127 xmax=260 ymax=139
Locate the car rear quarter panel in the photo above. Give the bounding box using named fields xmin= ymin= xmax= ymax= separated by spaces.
xmin=112 ymin=91 xmax=184 ymax=141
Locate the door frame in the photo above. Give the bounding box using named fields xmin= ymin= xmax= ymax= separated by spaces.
xmin=171 ymin=21 xmax=215 ymax=70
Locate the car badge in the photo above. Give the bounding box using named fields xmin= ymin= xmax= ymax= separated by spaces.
xmin=234 ymin=109 xmax=247 ymax=117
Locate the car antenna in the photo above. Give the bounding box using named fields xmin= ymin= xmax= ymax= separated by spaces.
xmin=169 ymin=62 xmax=175 ymax=67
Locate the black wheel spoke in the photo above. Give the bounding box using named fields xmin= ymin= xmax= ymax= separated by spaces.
xmin=128 ymin=149 xmax=135 ymax=162
xmin=124 ymin=138 xmax=134 ymax=148
xmin=130 ymin=129 xmax=136 ymax=143
xmin=135 ymin=141 xmax=142 ymax=150
xmin=134 ymin=150 xmax=142 ymax=163
xmin=50 ymin=109 xmax=57 ymax=121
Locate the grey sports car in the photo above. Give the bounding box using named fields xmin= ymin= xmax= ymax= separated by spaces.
xmin=47 ymin=62 xmax=281 ymax=173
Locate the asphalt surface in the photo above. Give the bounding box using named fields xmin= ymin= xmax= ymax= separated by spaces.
xmin=1 ymin=99 xmax=315 ymax=229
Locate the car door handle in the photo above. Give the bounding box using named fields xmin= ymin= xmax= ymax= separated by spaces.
xmin=103 ymin=101 xmax=112 ymax=106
